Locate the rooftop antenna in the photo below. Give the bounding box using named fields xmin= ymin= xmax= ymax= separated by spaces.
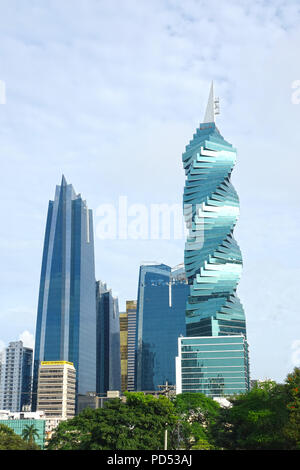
xmin=203 ymin=81 xmax=220 ymax=123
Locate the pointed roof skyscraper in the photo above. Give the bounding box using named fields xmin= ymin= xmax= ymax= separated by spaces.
xmin=61 ymin=174 xmax=67 ymax=186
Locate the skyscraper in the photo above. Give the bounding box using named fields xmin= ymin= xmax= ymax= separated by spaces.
xmin=126 ymin=300 xmax=137 ymax=392
xmin=33 ymin=176 xmax=96 ymax=408
xmin=177 ymin=83 xmax=249 ymax=395
xmin=119 ymin=311 xmax=128 ymax=392
xmin=96 ymin=281 xmax=121 ymax=395
xmin=183 ymin=83 xmax=247 ymax=338
xmin=135 ymin=263 xmax=189 ymax=391
xmin=0 ymin=341 xmax=33 ymax=412
xmin=119 ymin=300 xmax=137 ymax=392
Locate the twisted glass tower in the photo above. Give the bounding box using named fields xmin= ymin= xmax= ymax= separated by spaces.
xmin=177 ymin=83 xmax=250 ymax=396
xmin=183 ymin=83 xmax=246 ymax=338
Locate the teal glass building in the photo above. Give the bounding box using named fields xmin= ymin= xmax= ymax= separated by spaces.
xmin=0 ymin=419 xmax=45 ymax=449
xmin=33 ymin=176 xmax=96 ymax=408
xmin=135 ymin=263 xmax=189 ymax=391
xmin=178 ymin=83 xmax=250 ymax=396
xmin=176 ymin=336 xmax=250 ymax=396
xmin=183 ymin=83 xmax=247 ymax=339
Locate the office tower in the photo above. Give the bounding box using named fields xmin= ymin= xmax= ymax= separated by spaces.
xmin=0 ymin=350 xmax=4 ymax=399
xmin=178 ymin=82 xmax=249 ymax=395
xmin=33 ymin=176 xmax=97 ymax=409
xmin=119 ymin=300 xmax=137 ymax=393
xmin=135 ymin=263 xmax=189 ymax=392
xmin=183 ymin=83 xmax=246 ymax=337
xmin=126 ymin=300 xmax=137 ymax=392
xmin=0 ymin=341 xmax=33 ymax=412
xmin=176 ymin=336 xmax=250 ymax=395
xmin=37 ymin=361 xmax=76 ymax=420
xmin=119 ymin=312 xmax=128 ymax=392
xmin=96 ymin=281 xmax=121 ymax=395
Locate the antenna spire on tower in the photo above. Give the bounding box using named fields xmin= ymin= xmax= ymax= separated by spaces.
xmin=203 ymin=81 xmax=220 ymax=123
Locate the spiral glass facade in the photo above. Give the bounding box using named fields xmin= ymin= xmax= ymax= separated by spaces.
xmin=183 ymin=121 xmax=246 ymax=337
xmin=178 ymin=84 xmax=250 ymax=396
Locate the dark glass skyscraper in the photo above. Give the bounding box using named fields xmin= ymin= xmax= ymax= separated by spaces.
xmin=33 ymin=176 xmax=96 ymax=408
xmin=135 ymin=263 xmax=189 ymax=391
xmin=96 ymin=281 xmax=121 ymax=395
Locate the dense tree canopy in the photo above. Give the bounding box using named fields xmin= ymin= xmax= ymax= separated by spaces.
xmin=209 ymin=369 xmax=300 ymax=450
xmin=47 ymin=392 xmax=177 ymax=450
xmin=170 ymin=393 xmax=220 ymax=450
xmin=2 ymin=368 xmax=300 ymax=450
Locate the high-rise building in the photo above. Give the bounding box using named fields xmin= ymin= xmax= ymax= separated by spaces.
xmin=0 ymin=341 xmax=33 ymax=412
xmin=0 ymin=349 xmax=4 ymax=400
xmin=183 ymin=83 xmax=246 ymax=337
xmin=176 ymin=336 xmax=250 ymax=396
xmin=178 ymin=82 xmax=250 ymax=395
xmin=135 ymin=263 xmax=189 ymax=391
xmin=119 ymin=300 xmax=137 ymax=393
xmin=119 ymin=312 xmax=128 ymax=392
xmin=126 ymin=300 xmax=137 ymax=392
xmin=96 ymin=281 xmax=121 ymax=395
xmin=33 ymin=176 xmax=97 ymax=409
xmin=37 ymin=361 xmax=76 ymax=420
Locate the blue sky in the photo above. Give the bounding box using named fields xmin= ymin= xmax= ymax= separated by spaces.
xmin=0 ymin=0 xmax=300 ymax=382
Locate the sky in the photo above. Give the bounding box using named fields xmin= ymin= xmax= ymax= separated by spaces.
xmin=0 ymin=0 xmax=300 ymax=382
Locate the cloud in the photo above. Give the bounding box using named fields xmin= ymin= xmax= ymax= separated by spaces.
xmin=18 ymin=330 xmax=35 ymax=350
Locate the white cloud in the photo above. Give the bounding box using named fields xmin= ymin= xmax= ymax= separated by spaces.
xmin=18 ymin=331 xmax=35 ymax=350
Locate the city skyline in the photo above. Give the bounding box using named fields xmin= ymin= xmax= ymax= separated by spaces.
xmin=1 ymin=1 xmax=300 ymax=384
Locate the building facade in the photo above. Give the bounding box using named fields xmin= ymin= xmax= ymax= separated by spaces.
xmin=135 ymin=263 xmax=189 ymax=391
xmin=120 ymin=312 xmax=128 ymax=392
xmin=33 ymin=176 xmax=97 ymax=408
xmin=178 ymin=83 xmax=250 ymax=396
xmin=126 ymin=300 xmax=137 ymax=392
xmin=96 ymin=281 xmax=121 ymax=395
xmin=0 ymin=341 xmax=33 ymax=412
xmin=119 ymin=312 xmax=128 ymax=393
xmin=119 ymin=300 xmax=138 ymax=393
xmin=37 ymin=361 xmax=76 ymax=420
xmin=176 ymin=336 xmax=250 ymax=396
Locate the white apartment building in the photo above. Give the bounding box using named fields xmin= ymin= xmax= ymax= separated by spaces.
xmin=37 ymin=361 xmax=76 ymax=420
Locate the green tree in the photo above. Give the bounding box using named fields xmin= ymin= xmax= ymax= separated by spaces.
xmin=283 ymin=367 xmax=300 ymax=449
xmin=21 ymin=424 xmax=40 ymax=448
xmin=170 ymin=393 xmax=220 ymax=450
xmin=209 ymin=380 xmax=289 ymax=450
xmin=47 ymin=393 xmax=177 ymax=450
xmin=0 ymin=424 xmax=39 ymax=450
